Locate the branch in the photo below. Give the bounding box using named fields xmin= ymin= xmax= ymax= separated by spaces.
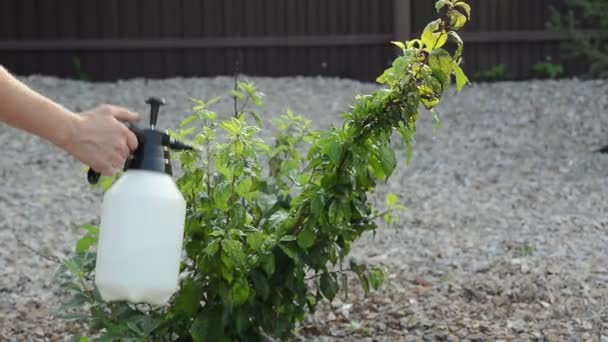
xmin=13 ymin=232 xmax=61 ymax=264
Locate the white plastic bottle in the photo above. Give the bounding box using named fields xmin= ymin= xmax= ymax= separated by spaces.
xmin=89 ymin=98 xmax=193 ymax=305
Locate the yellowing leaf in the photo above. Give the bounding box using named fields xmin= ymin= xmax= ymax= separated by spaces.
xmin=391 ymin=41 xmax=406 ymax=52
xmin=435 ymin=0 xmax=451 ymax=12
xmin=455 ymin=2 xmax=471 ymax=19
xmin=421 ymin=19 xmax=448 ymax=50
xmin=452 ymin=62 xmax=470 ymax=91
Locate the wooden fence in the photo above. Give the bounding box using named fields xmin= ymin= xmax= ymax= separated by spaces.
xmin=0 ymin=0 xmax=583 ymax=82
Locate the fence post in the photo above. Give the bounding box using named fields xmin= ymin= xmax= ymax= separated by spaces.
xmin=394 ymin=0 xmax=412 ymax=46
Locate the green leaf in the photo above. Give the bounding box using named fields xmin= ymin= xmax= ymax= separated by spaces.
xmin=297 ymin=227 xmax=316 ymax=249
xmin=230 ymin=89 xmax=245 ymax=100
xmin=227 ymin=278 xmax=250 ymax=306
xmin=279 ymin=243 xmax=299 ymax=261
xmin=452 ymin=61 xmax=470 ymax=91
xmin=327 ymin=140 xmax=343 ymax=164
xmin=221 ymin=239 xmax=243 ymax=260
xmin=267 ymin=210 xmax=290 ymax=231
xmin=180 ymin=114 xmax=198 ymax=128
xmin=75 ymin=235 xmax=96 ymax=253
xmin=280 ymin=235 xmax=297 ymax=242
xmin=247 ymin=231 xmax=266 ymax=251
xmin=229 ymin=203 xmax=246 ymax=228
xmin=386 ymin=193 xmax=398 ymax=207
xmin=256 ymin=192 xmax=277 ymax=215
xmin=328 ymin=200 xmax=339 ymax=226
xmin=261 ymin=253 xmax=275 ymax=276
xmin=220 ymin=118 xmax=242 ymax=136
xmin=235 ymin=309 xmax=251 ymax=335
xmin=191 ymin=308 xmax=229 ymax=342
xmin=213 ymin=181 xmax=232 ymax=210
xmin=421 ymin=19 xmax=448 ymax=50
xmin=369 ymin=267 xmax=386 ymax=290
xmin=174 ymin=279 xmax=201 ymax=317
xmin=251 ymin=270 xmax=270 ymax=300
xmin=431 ymin=109 xmax=442 ymax=129
xmin=377 ymin=143 xmax=397 ymax=177
xmin=320 ymin=273 xmax=339 ymax=301
xmin=79 ymin=224 xmax=98 ymax=235
xmin=204 ymin=239 xmax=220 ymax=256
xmin=341 ymin=273 xmax=349 ymax=301
xmin=310 ymin=193 xmax=324 ymax=218
xmin=429 ymin=48 xmax=453 ymax=88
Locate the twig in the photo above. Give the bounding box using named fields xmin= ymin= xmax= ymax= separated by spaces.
xmin=13 ymin=232 xmax=61 ymax=264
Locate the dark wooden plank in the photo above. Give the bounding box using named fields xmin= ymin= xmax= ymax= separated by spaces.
xmin=0 ymin=0 xmax=17 ymax=40
xmin=255 ymin=0 xmax=266 ymax=75
xmin=369 ymin=0 xmax=382 ymax=81
xmin=395 ymin=0 xmax=412 ymax=42
xmin=39 ymin=0 xmax=62 ymax=77
xmin=99 ymin=0 xmax=121 ymax=80
xmin=360 ymin=0 xmax=372 ymax=80
xmin=348 ymin=0 xmax=361 ymax=79
xmin=117 ymin=0 xmax=142 ymax=79
xmin=317 ymin=0 xmax=330 ymax=77
xmin=141 ymin=0 xmax=164 ymax=78
xmin=202 ymin=0 xmax=225 ymax=76
xmin=161 ymin=0 xmax=184 ymax=77
xmin=306 ymin=0 xmax=318 ymax=76
xmin=275 ymin=0 xmax=288 ymax=75
xmin=0 ymin=1 xmax=20 ymax=73
xmin=285 ymin=0 xmax=297 ymax=75
xmin=183 ymin=0 xmax=205 ymax=77
xmin=0 ymin=34 xmax=396 ymax=51
xmin=19 ymin=0 xmax=39 ymax=75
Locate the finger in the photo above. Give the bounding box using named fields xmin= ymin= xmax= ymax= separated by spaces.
xmin=99 ymin=164 xmax=115 ymax=177
xmin=124 ymin=129 xmax=139 ymax=151
xmin=114 ymin=141 xmax=130 ymax=160
xmin=112 ymin=107 xmax=140 ymax=122
xmin=111 ymin=152 xmax=126 ymax=170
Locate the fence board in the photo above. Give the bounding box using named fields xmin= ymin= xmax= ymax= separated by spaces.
xmin=0 ymin=0 xmax=589 ymax=82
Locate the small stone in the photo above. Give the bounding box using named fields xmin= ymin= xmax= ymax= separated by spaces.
xmin=544 ymin=333 xmax=561 ymax=342
xmin=327 ymin=311 xmax=336 ymax=321
xmin=581 ymin=321 xmax=593 ymax=331
xmin=507 ymin=319 xmax=526 ymax=333
xmin=447 ymin=334 xmax=459 ymax=342
xmin=468 ymin=333 xmax=484 ymax=342
xmin=456 ymin=328 xmax=468 ymax=338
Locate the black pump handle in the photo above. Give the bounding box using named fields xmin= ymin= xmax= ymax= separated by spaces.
xmin=146 ymin=97 xmax=166 ymax=129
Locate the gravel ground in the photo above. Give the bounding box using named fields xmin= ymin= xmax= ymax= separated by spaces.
xmin=0 ymin=75 xmax=607 ymax=341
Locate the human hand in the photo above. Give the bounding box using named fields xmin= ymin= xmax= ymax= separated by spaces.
xmin=62 ymin=105 xmax=140 ymax=176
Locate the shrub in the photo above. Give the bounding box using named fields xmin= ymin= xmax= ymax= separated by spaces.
xmin=56 ymin=1 xmax=471 ymax=340
xmin=532 ymin=57 xmax=564 ymax=79
xmin=548 ymin=0 xmax=608 ymax=78
xmin=473 ymin=64 xmax=507 ymax=83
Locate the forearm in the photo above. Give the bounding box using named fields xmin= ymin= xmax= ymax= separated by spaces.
xmin=0 ymin=65 xmax=79 ymax=149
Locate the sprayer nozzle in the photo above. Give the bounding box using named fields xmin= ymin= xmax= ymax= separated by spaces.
xmin=168 ymin=138 xmax=194 ymax=151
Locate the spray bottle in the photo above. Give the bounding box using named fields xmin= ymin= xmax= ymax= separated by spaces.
xmin=87 ymin=97 xmax=192 ymax=305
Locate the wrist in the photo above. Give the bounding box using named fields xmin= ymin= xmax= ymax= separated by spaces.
xmin=52 ymin=108 xmax=82 ymax=151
